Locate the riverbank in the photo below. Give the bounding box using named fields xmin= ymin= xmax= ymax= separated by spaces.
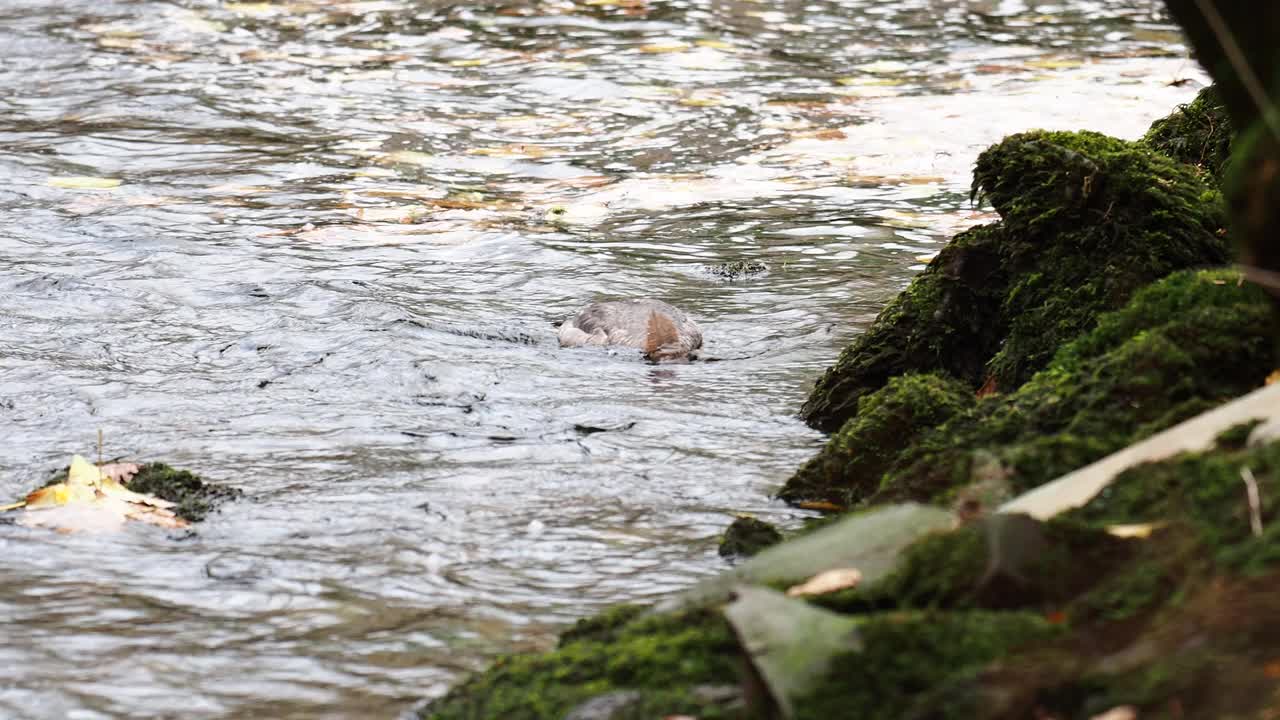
xmin=414 ymin=87 xmax=1280 ymax=719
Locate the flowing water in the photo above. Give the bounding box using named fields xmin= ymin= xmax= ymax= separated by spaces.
xmin=0 ymin=0 xmax=1205 ymax=717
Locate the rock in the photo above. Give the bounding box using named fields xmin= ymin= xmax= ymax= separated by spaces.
xmin=702 ymin=260 xmax=768 ymax=281
xmin=780 ymin=373 xmax=970 ymax=507
xmin=802 ymin=130 xmax=1229 ymax=434
xmin=787 ymin=269 xmax=1276 ymax=510
xmin=718 ymin=516 xmax=783 ymax=559
xmin=125 ymin=463 xmax=242 ymax=522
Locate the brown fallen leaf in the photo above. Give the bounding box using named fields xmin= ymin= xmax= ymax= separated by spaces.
xmin=786 ymin=567 xmax=863 ymax=597
xmin=793 ymin=500 xmax=844 ymax=513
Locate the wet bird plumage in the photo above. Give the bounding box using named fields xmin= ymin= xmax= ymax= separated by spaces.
xmin=557 ymin=299 xmax=702 ymax=361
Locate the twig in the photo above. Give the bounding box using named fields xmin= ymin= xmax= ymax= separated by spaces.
xmin=1190 ymin=0 xmax=1280 ymax=142
xmin=0 ymin=500 xmax=26 ymax=512
xmin=1241 ymin=466 xmax=1264 ymax=537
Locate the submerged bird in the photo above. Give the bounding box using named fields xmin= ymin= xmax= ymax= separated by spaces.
xmin=557 ymin=299 xmax=703 ymax=361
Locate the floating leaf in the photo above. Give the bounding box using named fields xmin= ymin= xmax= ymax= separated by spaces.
xmin=638 ymin=42 xmax=690 ymax=54
xmin=14 ymin=455 xmax=184 ymax=531
xmin=1026 ymin=57 xmax=1085 ymax=70
xmin=724 ymin=586 xmax=863 ymax=719
xmin=468 ymin=144 xmax=551 ymax=159
xmin=47 ymin=176 xmax=122 ymax=190
xmin=854 ymin=60 xmax=911 ymax=74
xmin=346 ymin=205 xmax=430 ymax=223
xmin=382 ymin=150 xmax=435 ymax=167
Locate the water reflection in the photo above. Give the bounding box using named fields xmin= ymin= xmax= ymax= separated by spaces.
xmin=0 ymin=0 xmax=1202 ymax=716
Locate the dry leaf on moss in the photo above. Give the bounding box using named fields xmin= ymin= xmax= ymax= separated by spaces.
xmin=786 ymin=568 xmax=863 ymax=597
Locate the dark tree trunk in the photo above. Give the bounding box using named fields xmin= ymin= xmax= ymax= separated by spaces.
xmin=1162 ymin=1 xmax=1280 ymax=311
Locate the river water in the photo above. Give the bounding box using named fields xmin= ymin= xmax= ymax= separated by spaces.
xmin=0 ymin=0 xmax=1202 ymax=717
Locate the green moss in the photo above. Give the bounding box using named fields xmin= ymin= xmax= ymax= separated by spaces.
xmin=1071 ymin=440 xmax=1280 ymax=575
xmin=417 ymin=607 xmax=742 ymax=720
xmin=801 ymin=225 xmax=1009 ymax=432
xmin=703 ymin=260 xmax=768 ymax=281
xmin=1215 ymin=419 xmax=1265 ymax=450
xmin=558 ymin=604 xmax=647 ymax=647
xmin=971 ymin=131 xmax=1229 ymax=389
xmin=795 ymin=611 xmax=1058 ymax=720
xmin=862 ymin=270 xmax=1274 ymax=505
xmin=425 ymin=443 xmax=1280 ymax=720
xmin=718 ymin=516 xmax=783 ymax=559
xmin=816 ymin=516 xmax=1130 ymax=616
xmin=803 ymin=130 xmax=1227 ymax=433
xmin=781 ymin=374 xmax=971 ymax=506
xmin=1142 ymin=85 xmax=1233 ymax=183
xmin=126 ymin=463 xmax=241 ymax=523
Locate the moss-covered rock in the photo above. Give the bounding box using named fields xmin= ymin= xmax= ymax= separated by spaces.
xmin=788 ymin=269 xmax=1275 ymax=509
xmin=781 ymin=373 xmax=971 ymax=506
xmin=801 ymin=131 xmax=1228 ymax=433
xmin=902 ymin=440 xmax=1280 ymax=720
xmin=126 ymin=463 xmax=242 ymax=523
xmin=420 ymin=439 xmax=1280 ymax=720
xmin=718 ymin=516 xmax=783 ymax=559
xmin=415 ymin=606 xmax=743 ymax=720
xmin=970 ymin=131 xmax=1229 ymax=389
xmin=800 ymin=225 xmax=1008 ymax=433
xmin=1142 ymin=85 xmax=1233 ymax=183
xmin=795 ymin=610 xmax=1058 ymax=720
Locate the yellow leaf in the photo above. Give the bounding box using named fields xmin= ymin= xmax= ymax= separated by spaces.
xmin=678 ymin=96 xmax=722 ymax=107
xmin=854 ymin=60 xmax=910 ymax=74
xmin=67 ymin=454 xmax=103 ymax=487
xmin=695 ymin=39 xmax=733 ymax=50
xmin=449 ymin=58 xmax=491 ymax=67
xmin=48 ymin=176 xmax=122 ymax=190
xmin=99 ymin=477 xmax=175 ymax=508
xmin=638 ymin=42 xmax=689 ymax=54
xmin=1026 ymin=57 xmax=1084 ymax=70
xmin=835 ymin=77 xmax=905 ymax=87
xmin=382 ymin=150 xmax=435 ymax=167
